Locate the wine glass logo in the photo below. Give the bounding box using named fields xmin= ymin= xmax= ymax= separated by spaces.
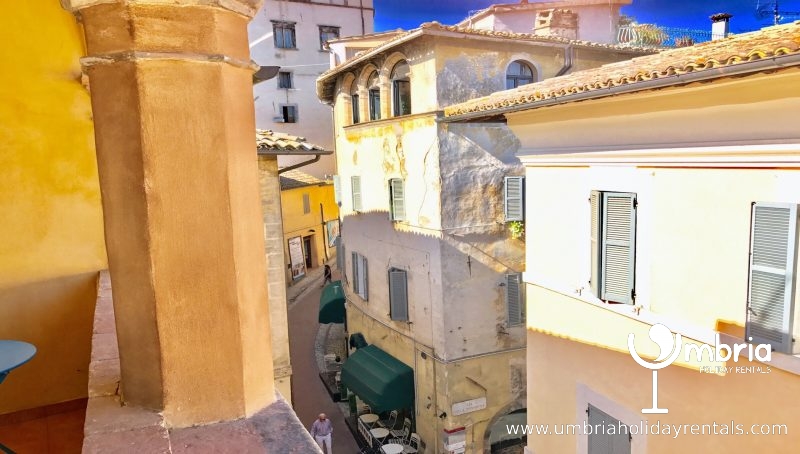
xmin=628 ymin=323 xmax=682 ymax=414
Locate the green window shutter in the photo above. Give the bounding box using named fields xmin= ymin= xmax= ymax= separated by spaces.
xmin=302 ymin=193 xmax=310 ymax=214
xmin=506 ymin=273 xmax=523 ymax=326
xmin=390 ymin=178 xmax=406 ymax=221
xmin=587 ymin=405 xmax=631 ymax=454
xmin=601 ymin=192 xmax=636 ymax=304
xmin=336 ymin=239 xmax=345 ymax=273
xmin=590 ymin=190 xmax=602 ymax=298
xmin=352 ymin=251 xmax=359 ymax=295
xmin=351 ymin=176 xmax=362 ymax=211
xmin=746 ymin=202 xmax=798 ymax=354
xmin=361 ymin=256 xmax=369 ymax=301
xmin=333 ymin=175 xmax=341 ymax=206
xmin=504 ymin=176 xmax=524 ymax=221
xmin=389 ymin=268 xmax=409 ymax=321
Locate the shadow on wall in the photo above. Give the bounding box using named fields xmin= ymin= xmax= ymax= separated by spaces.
xmin=0 ymin=272 xmax=100 ymax=414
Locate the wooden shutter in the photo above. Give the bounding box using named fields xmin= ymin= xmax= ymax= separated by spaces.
xmin=587 ymin=405 xmax=631 ymax=454
xmin=601 ymin=192 xmax=636 ymax=304
xmin=302 ymin=193 xmax=310 ymax=214
xmin=590 ymin=191 xmax=601 ymax=298
xmin=506 ymin=273 xmax=523 ymax=326
xmin=351 ymin=176 xmax=362 ymax=211
xmin=390 ymin=178 xmax=406 ymax=221
xmin=333 ymin=175 xmax=342 ymax=206
xmin=389 ymin=268 xmax=409 ymax=321
xmin=352 ymin=251 xmax=359 ymax=295
xmin=504 ymin=176 xmax=524 ymax=221
xmin=746 ymin=203 xmax=798 ymax=353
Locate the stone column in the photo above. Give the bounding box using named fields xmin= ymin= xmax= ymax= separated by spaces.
xmin=63 ymin=0 xmax=274 ymax=428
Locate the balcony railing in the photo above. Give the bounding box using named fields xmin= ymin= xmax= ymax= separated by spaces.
xmin=617 ymin=25 xmax=724 ymax=49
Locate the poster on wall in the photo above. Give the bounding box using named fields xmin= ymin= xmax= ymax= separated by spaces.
xmin=288 ymin=236 xmax=306 ymax=280
xmin=326 ymin=220 xmax=340 ymax=247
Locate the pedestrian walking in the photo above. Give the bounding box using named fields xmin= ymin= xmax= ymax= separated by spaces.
xmin=322 ymin=264 xmax=332 ymax=286
xmin=310 ymin=413 xmax=333 ymax=454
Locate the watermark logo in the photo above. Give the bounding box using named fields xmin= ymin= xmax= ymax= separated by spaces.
xmin=629 ymin=324 xmax=773 ymax=414
xmin=628 ymin=324 xmax=682 ymax=414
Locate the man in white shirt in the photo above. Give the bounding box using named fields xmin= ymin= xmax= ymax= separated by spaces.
xmin=310 ymin=412 xmax=333 ymax=454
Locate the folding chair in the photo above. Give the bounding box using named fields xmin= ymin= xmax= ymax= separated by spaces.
xmin=402 ymin=433 xmax=421 ymax=454
xmin=390 ymin=418 xmax=411 ymax=441
xmin=377 ymin=410 xmax=398 ymax=430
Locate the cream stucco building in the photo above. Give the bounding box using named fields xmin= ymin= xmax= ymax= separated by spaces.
xmin=444 ymin=21 xmax=800 ymax=454
xmin=248 ymin=0 xmax=374 ymax=178
xmin=316 ymin=2 xmax=652 ymax=451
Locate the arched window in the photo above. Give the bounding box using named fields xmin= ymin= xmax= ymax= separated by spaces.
xmin=506 ymin=60 xmax=535 ymax=89
xmin=350 ymin=79 xmax=360 ymax=124
xmin=391 ymin=61 xmax=411 ymax=116
xmin=367 ymin=71 xmax=380 ymax=121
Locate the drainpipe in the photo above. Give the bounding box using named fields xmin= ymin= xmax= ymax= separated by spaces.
xmin=555 ymin=44 xmax=574 ymax=77
xmin=277 ymin=154 xmax=322 ymax=174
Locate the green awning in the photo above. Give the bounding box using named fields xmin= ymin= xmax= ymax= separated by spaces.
xmin=319 ymin=281 xmax=345 ymax=324
xmin=341 ymin=345 xmax=414 ymax=413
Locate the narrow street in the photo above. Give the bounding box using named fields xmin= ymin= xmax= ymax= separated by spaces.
xmin=287 ymin=270 xmax=360 ymax=454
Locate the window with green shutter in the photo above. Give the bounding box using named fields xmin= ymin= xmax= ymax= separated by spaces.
xmin=506 ymin=273 xmax=524 ymax=326
xmin=746 ymin=202 xmax=798 ymax=354
xmin=587 ymin=404 xmax=631 ymax=454
xmin=504 ymin=176 xmax=524 ymax=222
xmin=389 ymin=178 xmax=406 ymax=221
xmin=389 ymin=268 xmax=409 ymax=321
xmin=351 ymin=252 xmax=369 ymax=301
xmin=333 ymin=175 xmax=341 ymax=207
xmin=590 ymin=191 xmax=637 ymax=304
xmin=351 ymin=176 xmax=362 ymax=211
xmin=302 ymin=193 xmax=310 ymax=214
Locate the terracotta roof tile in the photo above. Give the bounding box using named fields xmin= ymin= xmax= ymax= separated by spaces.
xmin=443 ymin=21 xmax=800 ymax=118
xmin=256 ymin=129 xmax=327 ymax=153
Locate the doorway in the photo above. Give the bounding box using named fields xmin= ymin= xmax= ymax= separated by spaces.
xmin=303 ymin=236 xmax=313 ymax=269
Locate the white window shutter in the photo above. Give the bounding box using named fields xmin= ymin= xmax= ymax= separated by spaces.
xmin=601 ymin=192 xmax=636 ymax=304
xmin=587 ymin=405 xmax=631 ymax=454
xmin=389 ymin=268 xmax=409 ymax=321
xmin=590 ymin=190 xmax=601 ymax=298
xmin=351 ymin=176 xmax=362 ymax=211
xmin=504 ymin=176 xmax=524 ymax=221
xmin=333 ymin=175 xmax=341 ymax=206
xmin=390 ymin=179 xmax=406 ymax=221
xmin=746 ymin=203 xmax=798 ymax=354
xmin=506 ymin=273 xmax=523 ymax=326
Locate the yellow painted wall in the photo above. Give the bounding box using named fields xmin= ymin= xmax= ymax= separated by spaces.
xmin=0 ymin=2 xmax=106 ymax=413
xmin=281 ymin=183 xmax=339 ymax=274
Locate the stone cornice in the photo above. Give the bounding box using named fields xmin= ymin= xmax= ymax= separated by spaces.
xmin=80 ymin=51 xmax=259 ymax=71
xmin=61 ymin=0 xmax=263 ymax=18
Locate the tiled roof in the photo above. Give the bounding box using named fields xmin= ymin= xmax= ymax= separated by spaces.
xmin=316 ymin=21 xmax=652 ymax=102
xmin=454 ymin=0 xmax=631 ymax=27
xmin=444 ymin=21 xmax=800 ymax=119
xmin=279 ymin=169 xmax=327 ymax=191
xmin=255 ymin=129 xmax=328 ymax=153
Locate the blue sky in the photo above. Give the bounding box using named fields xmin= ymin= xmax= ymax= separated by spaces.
xmin=373 ymin=0 xmax=800 ymax=34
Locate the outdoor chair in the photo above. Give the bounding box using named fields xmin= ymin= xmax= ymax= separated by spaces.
xmin=390 ymin=418 xmax=411 ymax=441
xmin=377 ymin=410 xmax=398 ymax=430
xmin=402 ymin=433 xmax=421 ymax=454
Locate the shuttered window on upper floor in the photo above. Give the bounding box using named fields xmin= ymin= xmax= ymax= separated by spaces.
xmin=590 ymin=191 xmax=637 ymax=305
xmin=389 ymin=268 xmax=409 ymax=321
xmin=302 ymin=193 xmax=310 ymax=214
xmin=587 ymin=404 xmax=631 ymax=454
xmin=746 ymin=202 xmax=798 ymax=354
xmin=351 ymin=176 xmax=362 ymax=211
xmin=351 ymin=251 xmax=368 ymax=301
xmin=389 ymin=178 xmax=406 ymax=221
xmin=506 ymin=273 xmax=524 ymax=326
xmin=504 ymin=176 xmax=524 ymax=222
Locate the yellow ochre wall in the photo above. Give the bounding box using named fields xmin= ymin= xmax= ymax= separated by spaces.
xmin=0 ymin=2 xmax=106 ymax=413
xmin=281 ymin=183 xmax=339 ymax=273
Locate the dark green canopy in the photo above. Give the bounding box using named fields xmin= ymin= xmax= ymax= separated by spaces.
xmin=341 ymin=345 xmax=414 ymax=414
xmin=319 ymin=281 xmax=345 ymax=324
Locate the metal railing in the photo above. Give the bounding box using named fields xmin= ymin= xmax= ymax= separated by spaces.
xmin=617 ymin=25 xmax=724 ymax=48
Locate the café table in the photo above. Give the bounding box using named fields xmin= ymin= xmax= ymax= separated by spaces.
xmin=0 ymin=340 xmax=36 ymax=384
xmin=381 ymin=443 xmax=404 ymax=454
xmin=369 ymin=427 xmax=390 ymax=446
xmin=359 ymin=413 xmax=380 ymax=427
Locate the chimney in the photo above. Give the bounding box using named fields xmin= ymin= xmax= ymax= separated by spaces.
xmin=533 ymin=9 xmax=578 ymax=40
xmin=710 ymin=13 xmax=732 ymax=40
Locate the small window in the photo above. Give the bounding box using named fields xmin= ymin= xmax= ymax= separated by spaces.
xmin=389 ymin=178 xmax=406 ymax=221
xmin=367 ymin=71 xmax=380 ymax=121
xmin=389 ymin=268 xmax=409 ymax=321
xmin=352 ymin=252 xmax=369 ymax=300
xmin=504 ymin=176 xmax=524 ymax=221
xmin=391 ymin=61 xmax=411 ymax=116
xmin=506 ymin=60 xmax=535 ymax=89
xmin=351 ymin=176 xmax=362 ymax=211
xmin=506 ymin=273 xmax=524 ymax=326
xmin=302 ymin=193 xmax=310 ymax=214
xmin=746 ymin=202 xmax=798 ymax=354
xmin=273 ymin=21 xmax=296 ymax=49
xmin=350 ymin=79 xmax=360 ymax=124
xmin=279 ymin=105 xmax=297 ymax=123
xmin=278 ymin=71 xmax=293 ymax=89
xmin=319 ymin=25 xmax=340 ymax=50
xmin=590 ymin=191 xmax=637 ymax=304
xmin=587 ymin=404 xmax=631 ymax=454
